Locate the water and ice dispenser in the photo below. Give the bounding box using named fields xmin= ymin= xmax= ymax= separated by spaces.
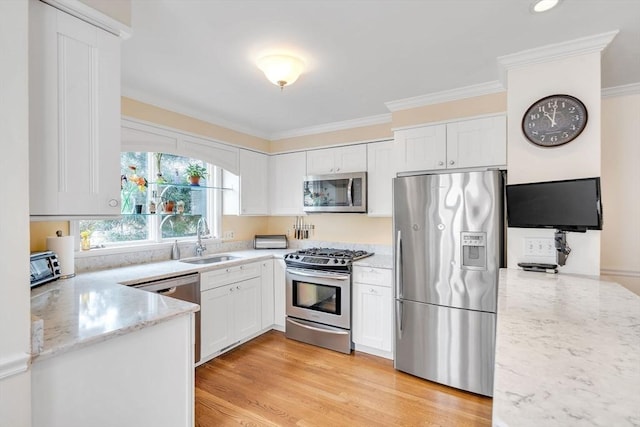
xmin=461 ymin=232 xmax=487 ymax=270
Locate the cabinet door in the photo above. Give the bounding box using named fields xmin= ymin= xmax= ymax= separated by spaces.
xmin=233 ymin=277 xmax=262 ymax=340
xmin=352 ymin=283 xmax=393 ymax=352
xmin=269 ymin=152 xmax=306 ymax=215
xmin=446 ymin=115 xmax=506 ymax=169
xmin=29 ymin=2 xmax=121 ymax=216
xmin=239 ymin=149 xmax=269 ymax=215
xmin=367 ymin=140 xmax=399 ymax=217
xmin=306 ymin=149 xmax=336 ymax=175
xmin=395 ymin=124 xmax=447 ymax=173
xmin=307 ymin=145 xmax=367 ymax=175
xmin=273 ymin=259 xmax=287 ymax=329
xmin=335 ymin=145 xmax=367 ymax=173
xmin=200 ymin=285 xmax=234 ymax=358
xmin=261 ymin=260 xmax=275 ymax=329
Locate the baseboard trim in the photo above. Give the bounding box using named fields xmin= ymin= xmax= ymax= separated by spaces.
xmin=600 ymin=268 xmax=640 ymax=278
xmin=0 ymin=353 xmax=30 ymax=381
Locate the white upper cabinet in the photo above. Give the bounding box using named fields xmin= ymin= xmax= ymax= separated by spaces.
xmin=269 ymin=152 xmax=306 ymax=215
xmin=367 ymin=140 xmax=400 ymax=217
xmin=394 ymin=124 xmax=447 ymax=173
xmin=223 ymin=149 xmax=269 ymax=216
xmin=306 ymin=145 xmax=367 ymax=175
xmin=446 ymin=115 xmax=506 ymax=169
xmin=29 ymin=0 xmax=121 ymax=217
xmin=239 ymin=150 xmax=269 ymax=215
xmin=394 ymin=115 xmax=506 ymax=174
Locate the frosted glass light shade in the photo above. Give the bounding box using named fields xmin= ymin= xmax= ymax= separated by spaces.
xmin=532 ymin=0 xmax=560 ymax=13
xmin=257 ymin=54 xmax=305 ymax=88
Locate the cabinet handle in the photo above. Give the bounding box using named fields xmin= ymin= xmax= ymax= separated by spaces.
xmin=369 ymin=288 xmax=376 ymax=293
xmin=336 ymin=167 xmax=340 ymax=172
xmin=449 ymin=160 xmax=455 ymax=165
xmin=438 ymin=161 xmax=444 ymax=166
xmin=240 ymin=265 xmax=244 ymax=270
xmin=236 ymin=285 xmax=240 ymax=290
xmin=226 ymin=268 xmax=230 ymax=273
xmin=108 ymin=199 xmax=119 ymax=207
xmin=229 ymin=287 xmax=234 ymax=292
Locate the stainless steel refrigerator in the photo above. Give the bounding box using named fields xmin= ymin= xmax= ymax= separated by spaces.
xmin=393 ymin=169 xmax=505 ymax=397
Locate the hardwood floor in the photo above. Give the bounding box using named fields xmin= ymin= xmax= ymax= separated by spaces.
xmin=195 ymin=331 xmax=492 ymax=426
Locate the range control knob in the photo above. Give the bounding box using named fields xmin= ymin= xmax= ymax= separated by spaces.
xmin=340 ymin=260 xmax=346 ymax=264
xmin=295 ymin=255 xmax=300 ymax=259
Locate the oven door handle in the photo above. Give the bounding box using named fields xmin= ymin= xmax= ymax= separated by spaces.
xmin=287 ymin=318 xmax=350 ymax=335
xmin=288 ymin=269 xmax=350 ymax=280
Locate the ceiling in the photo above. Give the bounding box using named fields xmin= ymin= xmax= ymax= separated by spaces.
xmin=121 ymin=0 xmax=640 ymax=140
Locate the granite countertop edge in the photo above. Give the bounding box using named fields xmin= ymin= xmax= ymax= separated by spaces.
xmin=30 ymin=249 xmax=292 ymax=363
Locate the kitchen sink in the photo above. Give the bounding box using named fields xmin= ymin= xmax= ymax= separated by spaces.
xmin=180 ymin=254 xmax=240 ymax=265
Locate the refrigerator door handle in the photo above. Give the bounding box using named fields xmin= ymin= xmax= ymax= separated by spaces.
xmin=396 ymin=300 xmax=404 ymax=338
xmin=395 ymin=230 xmax=403 ymax=299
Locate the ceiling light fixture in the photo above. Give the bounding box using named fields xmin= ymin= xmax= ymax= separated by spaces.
xmin=531 ymin=0 xmax=561 ymax=13
xmin=257 ymin=54 xmax=305 ymax=90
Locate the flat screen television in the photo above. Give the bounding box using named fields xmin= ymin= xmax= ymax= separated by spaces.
xmin=506 ymin=177 xmax=602 ymax=232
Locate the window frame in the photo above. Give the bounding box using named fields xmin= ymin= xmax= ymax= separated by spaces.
xmin=71 ymin=151 xmax=223 ymax=251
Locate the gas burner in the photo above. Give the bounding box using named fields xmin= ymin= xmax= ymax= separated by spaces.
xmin=285 ymin=247 xmax=374 ymax=271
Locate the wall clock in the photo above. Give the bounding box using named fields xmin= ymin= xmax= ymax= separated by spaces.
xmin=522 ymin=94 xmax=588 ymax=147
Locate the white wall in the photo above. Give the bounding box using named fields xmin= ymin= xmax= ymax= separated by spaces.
xmin=0 ymin=0 xmax=32 ymax=425
xmin=506 ymin=52 xmax=602 ymax=276
xmin=600 ymin=92 xmax=640 ymax=295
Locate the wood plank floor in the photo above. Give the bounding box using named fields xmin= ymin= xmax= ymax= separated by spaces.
xmin=195 ymin=331 xmax=492 ymax=426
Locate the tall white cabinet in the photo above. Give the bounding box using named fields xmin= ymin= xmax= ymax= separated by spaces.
xmin=269 ymin=152 xmax=307 ymax=215
xmin=29 ymin=0 xmax=121 ymax=217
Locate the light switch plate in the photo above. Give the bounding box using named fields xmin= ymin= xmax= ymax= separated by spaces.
xmin=524 ymin=237 xmax=555 ymax=257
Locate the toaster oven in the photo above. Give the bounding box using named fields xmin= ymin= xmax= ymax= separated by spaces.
xmin=30 ymin=251 xmax=61 ymax=288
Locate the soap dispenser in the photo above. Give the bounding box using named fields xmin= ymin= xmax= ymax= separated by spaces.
xmin=171 ymin=240 xmax=180 ymax=260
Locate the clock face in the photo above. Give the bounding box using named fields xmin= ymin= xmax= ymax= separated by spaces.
xmin=522 ymin=94 xmax=588 ymax=147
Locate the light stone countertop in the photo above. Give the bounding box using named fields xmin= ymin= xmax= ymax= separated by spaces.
xmin=353 ymin=253 xmax=393 ymax=269
xmin=493 ymin=268 xmax=640 ymax=427
xmin=30 ymin=249 xmax=292 ymax=362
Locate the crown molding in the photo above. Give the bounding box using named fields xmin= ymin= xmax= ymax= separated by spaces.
xmin=41 ymin=0 xmax=132 ymax=39
xmin=121 ymin=88 xmax=271 ymax=140
xmin=269 ymin=113 xmax=392 ymax=141
xmin=384 ymin=81 xmax=505 ymax=113
xmin=497 ymin=30 xmax=619 ymax=88
xmin=602 ymin=82 xmax=640 ymax=98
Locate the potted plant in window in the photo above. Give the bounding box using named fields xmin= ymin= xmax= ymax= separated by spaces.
xmin=185 ymin=163 xmax=208 ymax=186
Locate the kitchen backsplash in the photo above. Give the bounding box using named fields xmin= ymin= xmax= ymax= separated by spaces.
xmin=75 ymin=239 xmax=391 ymax=273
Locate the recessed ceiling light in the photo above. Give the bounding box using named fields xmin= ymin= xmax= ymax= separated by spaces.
xmin=531 ymin=0 xmax=561 ymax=13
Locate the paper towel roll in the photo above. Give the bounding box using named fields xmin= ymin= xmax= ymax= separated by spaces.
xmin=46 ymin=236 xmax=75 ymax=278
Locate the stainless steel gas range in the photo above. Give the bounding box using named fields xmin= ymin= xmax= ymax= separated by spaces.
xmin=284 ymin=248 xmax=373 ymax=353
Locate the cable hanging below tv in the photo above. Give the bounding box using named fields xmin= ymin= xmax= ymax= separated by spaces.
xmin=505 ymin=177 xmax=603 ymax=266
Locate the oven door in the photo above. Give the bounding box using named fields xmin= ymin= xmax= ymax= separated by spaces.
xmin=286 ymin=267 xmax=351 ymax=329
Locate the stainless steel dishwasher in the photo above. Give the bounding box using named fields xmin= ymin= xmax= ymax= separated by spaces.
xmin=133 ymin=272 xmax=201 ymax=363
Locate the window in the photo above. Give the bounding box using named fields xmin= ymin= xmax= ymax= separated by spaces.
xmin=77 ymin=152 xmax=221 ymax=247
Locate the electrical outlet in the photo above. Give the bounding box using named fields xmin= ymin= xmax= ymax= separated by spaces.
xmin=524 ymin=238 xmax=555 ymax=257
xmin=223 ymin=231 xmax=234 ymax=240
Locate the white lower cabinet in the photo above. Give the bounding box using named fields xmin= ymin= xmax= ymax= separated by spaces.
xmin=261 ymin=259 xmax=275 ymax=329
xmin=32 ymin=314 xmax=194 ymax=427
xmin=200 ymin=262 xmax=262 ymax=360
xmin=352 ymin=266 xmax=393 ymax=359
xmin=273 ymin=258 xmax=287 ymax=330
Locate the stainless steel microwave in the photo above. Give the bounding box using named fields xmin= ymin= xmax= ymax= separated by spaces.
xmin=303 ymin=172 xmax=367 ymax=213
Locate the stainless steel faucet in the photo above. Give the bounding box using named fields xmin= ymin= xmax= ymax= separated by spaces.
xmin=195 ymin=217 xmax=209 ymax=256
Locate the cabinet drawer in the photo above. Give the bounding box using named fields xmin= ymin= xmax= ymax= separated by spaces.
xmin=352 ymin=266 xmax=392 ymax=287
xmin=201 ymin=261 xmax=261 ymax=291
